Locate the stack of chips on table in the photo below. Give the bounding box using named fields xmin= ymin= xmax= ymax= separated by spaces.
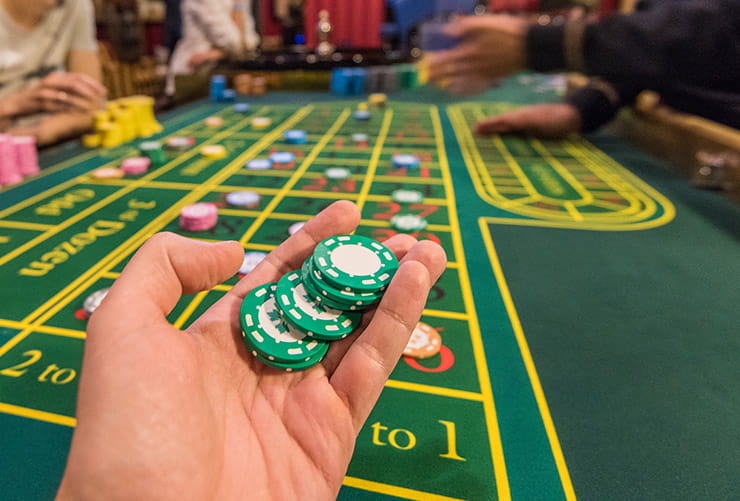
xmin=239 ymin=251 xmax=268 ymax=276
xmin=330 ymin=68 xmax=365 ymax=96
xmin=246 ymin=158 xmax=271 ymax=170
xmin=121 ymin=157 xmax=151 ymax=176
xmin=226 ymin=190 xmax=261 ymax=209
xmin=200 ymin=145 xmax=227 ymax=159
xmin=251 ymin=77 xmax=267 ymax=96
xmin=352 ymin=133 xmax=369 ymax=147
xmin=392 ymin=153 xmax=420 ymax=172
xmin=166 ymin=136 xmax=195 ymax=151
xmin=179 ymin=202 xmax=218 ymax=231
xmin=82 ymin=96 xmax=162 ymax=149
xmin=0 ymin=135 xmax=40 ymax=188
xmin=368 ymin=93 xmax=387 ymax=108
xmin=233 ymin=73 xmax=274 ymax=96
xmin=390 ymin=188 xmax=428 ymax=232
xmin=234 ymin=103 xmax=251 ymax=113
xmin=270 ymin=151 xmax=295 ymax=169
xmin=140 ymin=141 xmax=168 ymax=166
xmin=204 ymin=116 xmax=224 ymax=128
xmin=403 ymin=321 xmax=443 ymax=359
xmin=252 ymin=117 xmax=271 ymax=130
xmin=234 ymin=73 xmax=252 ymax=95
xmin=210 ymin=75 xmax=227 ymax=102
xmin=324 ymin=167 xmax=350 ymax=181
xmin=240 ymin=235 xmax=399 ymax=371
xmin=284 ymin=130 xmax=307 ymax=144
xmin=330 ymin=65 xmax=420 ymax=96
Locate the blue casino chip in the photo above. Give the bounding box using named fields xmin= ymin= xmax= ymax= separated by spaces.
xmin=270 ymin=152 xmax=295 ymax=164
xmin=391 ymin=154 xmax=420 ymax=168
xmin=284 ymin=130 xmax=307 ymax=144
xmin=246 ymin=158 xmax=272 ymax=170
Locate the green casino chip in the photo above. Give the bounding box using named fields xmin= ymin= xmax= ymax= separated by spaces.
xmin=300 ymin=265 xmax=364 ymax=311
xmin=139 ymin=140 xmax=161 ymax=152
xmin=250 ymin=346 xmax=327 ymax=372
xmin=390 ymin=214 xmax=428 ymax=232
xmin=303 ymin=259 xmax=382 ymax=307
xmin=275 ymin=270 xmax=361 ymax=340
xmin=391 ymin=189 xmax=424 ymax=204
xmin=312 ymin=235 xmax=398 ymax=292
xmin=240 ymin=283 xmax=329 ymax=363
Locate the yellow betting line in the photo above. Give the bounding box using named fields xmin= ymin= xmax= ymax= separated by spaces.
xmin=422 ymin=309 xmax=468 ymax=321
xmin=173 ymin=291 xmax=208 ymax=328
xmin=0 ymin=402 xmax=76 ymax=428
xmin=0 ymin=111 xmax=260 ymax=269
xmin=479 ymin=218 xmax=576 ymax=501
xmin=238 ymin=109 xmax=351 ymax=247
xmin=385 ymin=379 xmax=483 ymax=402
xmin=354 ymin=109 xmax=394 ymax=211
xmin=342 ymin=477 xmax=464 ymax=501
xmin=20 ymin=106 xmax=312 ymax=327
xmin=432 ymin=106 xmax=511 ymax=501
xmin=0 ymin=220 xmax=54 ymax=231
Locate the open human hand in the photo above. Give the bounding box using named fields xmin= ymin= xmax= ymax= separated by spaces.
xmin=15 ymin=72 xmax=106 ymax=116
xmin=56 ymin=200 xmax=447 ymax=501
xmin=427 ymin=15 xmax=528 ymax=88
xmin=188 ymin=49 xmax=226 ymax=72
xmin=475 ymin=103 xmax=583 ymax=138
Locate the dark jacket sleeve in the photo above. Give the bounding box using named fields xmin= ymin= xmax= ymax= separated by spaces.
xmin=527 ymin=0 xmax=740 ymax=90
xmin=565 ymin=82 xmax=642 ymax=133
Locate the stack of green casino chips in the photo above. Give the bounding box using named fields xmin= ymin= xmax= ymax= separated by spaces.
xmin=139 ymin=140 xmax=168 ymax=166
xmin=240 ymin=235 xmax=399 ymax=371
xmin=390 ymin=189 xmax=428 ymax=232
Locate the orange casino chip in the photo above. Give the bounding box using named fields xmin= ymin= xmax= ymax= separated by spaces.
xmin=403 ymin=322 xmax=442 ymax=359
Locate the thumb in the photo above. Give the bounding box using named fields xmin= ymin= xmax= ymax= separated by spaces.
xmin=91 ymin=233 xmax=243 ymax=332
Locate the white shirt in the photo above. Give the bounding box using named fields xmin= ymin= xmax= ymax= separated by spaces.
xmin=169 ymin=0 xmax=259 ymax=77
xmin=0 ymin=0 xmax=98 ymax=99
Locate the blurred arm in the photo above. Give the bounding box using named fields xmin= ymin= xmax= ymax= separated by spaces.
xmin=527 ymin=0 xmax=740 ymax=89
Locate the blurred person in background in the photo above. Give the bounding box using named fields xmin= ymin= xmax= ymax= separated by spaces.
xmin=0 ymin=0 xmax=106 ymax=145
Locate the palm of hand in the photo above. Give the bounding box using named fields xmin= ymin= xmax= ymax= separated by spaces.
xmin=57 ymin=201 xmax=446 ymax=501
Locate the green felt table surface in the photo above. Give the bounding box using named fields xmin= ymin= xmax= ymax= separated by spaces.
xmin=1 ymin=78 xmax=739 ymax=501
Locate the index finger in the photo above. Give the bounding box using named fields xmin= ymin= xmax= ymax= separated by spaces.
xmin=445 ymin=14 xmax=516 ymax=37
xmin=70 ymin=72 xmax=108 ymax=97
xmin=329 ymin=240 xmax=447 ymax=432
xmin=228 ymin=200 xmax=361 ymax=301
xmin=44 ymin=72 xmax=106 ymax=99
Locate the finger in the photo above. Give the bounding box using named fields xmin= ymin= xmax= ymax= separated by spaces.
xmin=475 ymin=114 xmax=522 ymax=135
xmin=426 ymin=48 xmax=484 ymax=82
xmin=446 ymin=77 xmax=491 ymax=96
xmin=44 ymin=72 xmax=106 ymax=99
xmin=442 ymin=15 xmax=488 ymax=38
xmin=228 ymin=200 xmax=361 ymax=300
xmin=61 ymin=93 xmax=96 ymax=114
xmin=330 ymin=240 xmax=447 ymax=432
xmin=319 ymin=233 xmax=419 ymax=374
xmin=36 ymin=87 xmax=88 ymax=111
xmin=70 ymin=72 xmax=108 ymax=97
xmin=91 ymin=233 xmax=243 ymax=335
xmin=36 ymin=88 xmax=71 ymax=112
xmin=199 ymin=201 xmax=362 ymax=340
